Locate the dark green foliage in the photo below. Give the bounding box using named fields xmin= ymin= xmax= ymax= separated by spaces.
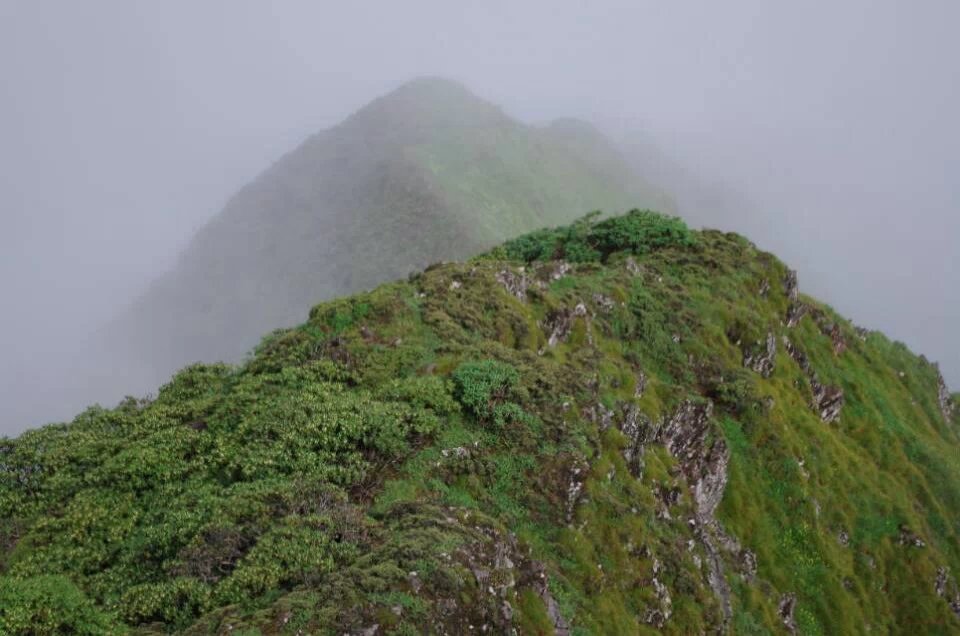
xmin=0 ymin=575 xmax=115 ymax=635
xmin=494 ymin=208 xmax=695 ymax=264
xmin=452 ymin=360 xmax=521 ymax=422
xmin=1 ymin=211 xmax=958 ymax=634
xmin=706 ymin=367 xmax=760 ymax=417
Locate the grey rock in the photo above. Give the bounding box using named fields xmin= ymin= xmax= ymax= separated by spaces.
xmin=634 ymin=371 xmax=648 ymax=398
xmin=937 ymin=369 xmax=955 ymax=423
xmin=495 ymin=268 xmax=530 ymax=302
xmin=786 ymin=301 xmax=808 ymax=328
xmin=784 ymin=270 xmax=808 ymax=327
xmin=744 ymin=332 xmax=777 ymax=377
xmin=809 ymin=307 xmax=847 ymax=355
xmin=779 ymin=593 xmax=798 ymax=633
xmin=520 ymin=561 xmax=571 ymax=636
xmin=565 ymin=458 xmax=590 ymax=525
xmin=898 ymin=524 xmax=926 ymax=548
xmin=545 ymin=260 xmax=572 ymax=281
xmin=543 ymin=302 xmax=588 ymax=347
xmin=658 ymin=400 xmax=736 ymax=624
xmin=828 ymin=323 xmax=847 ymax=355
xmin=784 ymin=270 xmax=800 ymax=303
xmin=618 ymin=405 xmax=647 ymax=476
xmin=592 ymin=292 xmax=616 ymax=314
xmin=812 ymin=380 xmax=845 ymax=423
xmin=660 ymin=401 xmax=729 ymax=519
xmin=838 ymin=530 xmax=850 ymax=547
xmin=741 ymin=549 xmax=758 ymax=579
xmin=785 ymin=336 xmax=844 ymax=422
xmin=936 ymin=567 xmax=949 ymax=598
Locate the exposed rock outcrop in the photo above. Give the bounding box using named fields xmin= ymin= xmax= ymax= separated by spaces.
xmin=564 ymin=457 xmax=590 ymax=524
xmin=658 ymin=400 xmax=735 ymax=621
xmin=495 ymin=267 xmax=531 ymax=301
xmin=634 ymin=370 xmax=648 ymax=398
xmin=783 ymin=336 xmax=812 ymax=374
xmin=808 ymin=307 xmax=848 ymax=355
xmin=786 ymin=302 xmax=808 ymax=328
xmin=759 ymin=278 xmax=771 ymax=297
xmin=934 ymin=567 xmax=960 ymax=619
xmin=784 ymin=270 xmax=800 ymax=303
xmin=659 ymin=401 xmax=728 ymax=519
xmin=519 ymin=560 xmax=571 ymax=635
xmin=779 ymin=593 xmax=798 ymax=633
xmin=618 ymin=404 xmax=652 ymax=477
xmin=536 ymin=260 xmax=572 ymax=282
xmin=583 ymin=402 xmax=615 ymax=432
xmin=744 ymin=332 xmax=777 ymax=378
xmin=898 ymin=524 xmax=926 ymax=548
xmin=784 ymin=336 xmax=845 ymax=423
xmin=591 ymin=292 xmax=616 ymax=314
xmin=643 ymin=558 xmax=674 ymax=627
xmin=937 ymin=567 xmax=949 ymax=598
xmin=543 ymin=302 xmax=588 ymax=347
xmin=811 ymin=380 xmax=845 ymax=424
xmin=937 ymin=370 xmax=955 ymax=423
xmin=784 ymin=270 xmax=808 ymax=328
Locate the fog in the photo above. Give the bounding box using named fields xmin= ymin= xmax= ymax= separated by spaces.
xmin=1 ymin=1 xmax=957 ymax=436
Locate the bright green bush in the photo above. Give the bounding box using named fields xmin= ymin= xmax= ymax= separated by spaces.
xmin=0 ymin=575 xmax=114 ymax=635
xmin=452 ymin=360 xmax=521 ymax=421
xmin=589 ymin=208 xmax=695 ymax=257
xmin=213 ymin=518 xmax=340 ymax=604
xmin=120 ymin=577 xmax=210 ymax=627
xmin=497 ymin=209 xmax=694 ymax=264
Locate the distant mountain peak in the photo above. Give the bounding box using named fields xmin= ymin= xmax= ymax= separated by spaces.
xmin=344 ymin=76 xmax=508 ymax=133
xmin=106 ymin=79 xmax=670 ymax=396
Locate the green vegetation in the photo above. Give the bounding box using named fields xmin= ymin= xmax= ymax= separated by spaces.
xmin=2 ymin=210 xmax=958 ymax=634
xmin=493 ymin=209 xmax=695 ymax=263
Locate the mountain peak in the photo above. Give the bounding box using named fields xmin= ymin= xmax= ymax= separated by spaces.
xmin=345 ymin=76 xmax=508 ymax=133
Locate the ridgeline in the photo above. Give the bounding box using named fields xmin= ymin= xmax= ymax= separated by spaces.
xmin=2 ymin=211 xmax=958 ymax=634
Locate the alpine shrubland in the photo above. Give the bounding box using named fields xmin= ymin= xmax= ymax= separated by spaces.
xmin=2 ymin=210 xmax=958 ymax=634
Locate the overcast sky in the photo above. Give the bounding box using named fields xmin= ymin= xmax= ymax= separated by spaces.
xmin=1 ymin=0 xmax=957 ymax=435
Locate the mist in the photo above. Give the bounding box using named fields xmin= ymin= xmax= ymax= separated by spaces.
xmin=1 ymin=0 xmax=957 ymax=436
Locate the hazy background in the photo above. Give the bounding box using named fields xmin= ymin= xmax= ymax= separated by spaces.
xmin=1 ymin=0 xmax=957 ymax=435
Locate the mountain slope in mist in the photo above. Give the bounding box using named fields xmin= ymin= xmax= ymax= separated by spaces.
xmin=3 ymin=211 xmax=958 ymax=634
xmin=110 ymin=78 xmax=671 ymax=388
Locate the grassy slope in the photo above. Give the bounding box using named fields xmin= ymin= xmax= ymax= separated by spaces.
xmin=3 ymin=211 xmax=958 ymax=635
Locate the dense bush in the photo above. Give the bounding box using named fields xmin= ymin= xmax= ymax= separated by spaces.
xmin=0 ymin=575 xmax=114 ymax=635
xmin=452 ymin=360 xmax=521 ymax=422
xmin=496 ymin=209 xmax=695 ymax=264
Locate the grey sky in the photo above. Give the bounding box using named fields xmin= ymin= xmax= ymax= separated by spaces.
xmin=1 ymin=1 xmax=957 ymax=434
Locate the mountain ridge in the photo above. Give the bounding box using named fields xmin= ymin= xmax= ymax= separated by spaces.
xmin=106 ymin=77 xmax=671 ymax=395
xmin=2 ymin=210 xmax=958 ymax=634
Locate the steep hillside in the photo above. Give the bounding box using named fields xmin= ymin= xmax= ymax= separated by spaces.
xmin=3 ymin=211 xmax=958 ymax=634
xmin=110 ymin=78 xmax=669 ymax=388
